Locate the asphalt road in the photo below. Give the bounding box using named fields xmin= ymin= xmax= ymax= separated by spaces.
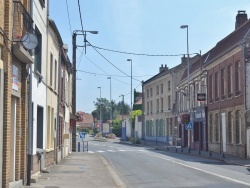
xmin=77 ymin=136 xmax=250 ymax=188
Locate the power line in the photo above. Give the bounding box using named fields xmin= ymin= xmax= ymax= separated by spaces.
xmin=77 ymin=0 xmax=84 ymax=32
xmin=78 ymin=50 xmax=130 ymax=85
xmin=77 ymin=69 xmax=153 ymax=78
xmin=87 ymin=41 xmax=142 ymax=82
xmin=90 ymin=44 xmax=199 ymax=57
xmin=65 ymin=0 xmax=72 ymax=35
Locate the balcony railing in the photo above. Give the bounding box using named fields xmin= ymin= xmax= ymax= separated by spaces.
xmin=13 ymin=1 xmax=34 ymax=40
xmin=12 ymin=1 xmax=35 ymax=64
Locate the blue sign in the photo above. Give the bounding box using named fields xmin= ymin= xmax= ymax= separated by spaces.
xmin=80 ymin=132 xmax=86 ymax=138
xmin=185 ymin=122 xmax=193 ymax=130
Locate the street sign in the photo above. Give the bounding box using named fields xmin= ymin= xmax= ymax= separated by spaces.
xmin=80 ymin=132 xmax=86 ymax=138
xmin=185 ymin=121 xmax=193 ymax=130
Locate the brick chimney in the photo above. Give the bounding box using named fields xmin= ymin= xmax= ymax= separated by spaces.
xmin=235 ymin=10 xmax=248 ymax=30
xmin=159 ymin=64 xmax=168 ymax=72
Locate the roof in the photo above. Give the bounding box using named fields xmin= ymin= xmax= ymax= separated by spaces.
xmin=76 ymin=111 xmax=93 ymax=123
xmin=180 ymin=19 xmax=250 ymax=81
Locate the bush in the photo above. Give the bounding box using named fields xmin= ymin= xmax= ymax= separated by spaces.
xmin=105 ymin=133 xmax=116 ymax=139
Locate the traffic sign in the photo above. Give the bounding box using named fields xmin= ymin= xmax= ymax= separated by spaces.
xmin=185 ymin=122 xmax=193 ymax=130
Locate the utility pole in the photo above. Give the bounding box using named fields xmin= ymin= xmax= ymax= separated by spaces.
xmin=72 ymin=32 xmax=77 ymax=152
xmin=72 ymin=30 xmax=98 ymax=149
xmin=121 ymin=95 xmax=124 ymax=121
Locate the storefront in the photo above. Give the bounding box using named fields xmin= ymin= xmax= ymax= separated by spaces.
xmin=192 ymin=107 xmax=207 ymax=151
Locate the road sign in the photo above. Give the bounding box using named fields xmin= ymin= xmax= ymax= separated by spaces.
xmin=80 ymin=132 xmax=86 ymax=138
xmin=185 ymin=122 xmax=193 ymax=130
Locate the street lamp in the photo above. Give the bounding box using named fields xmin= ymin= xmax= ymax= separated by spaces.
xmin=180 ymin=24 xmax=190 ymax=149
xmin=107 ymin=77 xmax=112 ymax=122
xmin=98 ymin=87 xmax=102 ymax=136
xmin=72 ymin=30 xmax=98 ymax=151
xmin=127 ymin=59 xmax=133 ymax=137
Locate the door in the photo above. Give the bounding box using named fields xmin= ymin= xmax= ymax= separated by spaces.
xmin=221 ymin=112 xmax=226 ymax=152
xmin=10 ymin=97 xmax=17 ymax=181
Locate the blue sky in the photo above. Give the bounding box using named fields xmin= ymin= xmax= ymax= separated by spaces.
xmin=49 ymin=0 xmax=250 ymax=113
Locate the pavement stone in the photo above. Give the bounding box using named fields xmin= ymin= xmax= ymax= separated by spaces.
xmin=24 ymin=152 xmax=123 ymax=188
xmin=24 ymin=138 xmax=250 ymax=188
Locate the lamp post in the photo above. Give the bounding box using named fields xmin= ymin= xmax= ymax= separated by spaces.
xmin=72 ymin=30 xmax=98 ymax=151
xmin=127 ymin=59 xmax=133 ymax=137
xmin=98 ymin=87 xmax=102 ymax=136
xmin=107 ymin=77 xmax=112 ymax=122
xmin=180 ymin=25 xmax=190 ymax=149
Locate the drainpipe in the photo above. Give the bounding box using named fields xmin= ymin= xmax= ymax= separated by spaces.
xmin=27 ymin=0 xmax=34 ymax=185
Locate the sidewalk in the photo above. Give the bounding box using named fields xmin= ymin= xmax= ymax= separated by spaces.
xmin=26 ymin=152 xmax=126 ymax=188
xmin=120 ymin=139 xmax=250 ymax=166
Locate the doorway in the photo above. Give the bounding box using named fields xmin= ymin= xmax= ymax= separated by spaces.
xmin=10 ymin=97 xmax=17 ymax=181
xmin=37 ymin=106 xmax=44 ymax=148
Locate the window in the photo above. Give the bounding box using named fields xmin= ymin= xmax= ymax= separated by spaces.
xmin=235 ymin=111 xmax=241 ymax=144
xmin=228 ymin=65 xmax=233 ymax=97
xmin=209 ymin=75 xmax=213 ymax=102
xmin=235 ymin=61 xmax=241 ymax=95
xmin=34 ymin=27 xmax=42 ymax=73
xmin=168 ymin=95 xmax=171 ymax=110
xmin=221 ymin=69 xmax=225 ymax=98
xmin=215 ymin=113 xmax=220 ymax=142
xmin=227 ymin=111 xmax=233 ymax=143
xmin=39 ymin=0 xmax=45 ymax=8
xmin=147 ymin=102 xmax=149 ymax=114
xmin=50 ymin=53 xmax=53 ymax=86
xmin=150 ymin=101 xmax=153 ymax=113
xmin=46 ymin=106 xmax=54 ymax=149
xmin=161 ymin=98 xmax=163 ymax=112
xmin=161 ymin=84 xmax=163 ymax=93
xmin=168 ymin=81 xmax=171 ymax=91
xmin=147 ymin=89 xmax=149 ymax=98
xmin=156 ymin=99 xmax=159 ymax=112
xmin=54 ymin=60 xmax=57 ymax=90
xmin=156 ymin=85 xmax=159 ymax=95
xmin=209 ymin=114 xmax=213 ymax=142
xmin=215 ymin=72 xmax=219 ymax=101
xmin=150 ymin=88 xmax=153 ymax=97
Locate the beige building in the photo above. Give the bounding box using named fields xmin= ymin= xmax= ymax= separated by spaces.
xmin=143 ymin=63 xmax=186 ymax=144
xmin=45 ymin=18 xmax=61 ymax=166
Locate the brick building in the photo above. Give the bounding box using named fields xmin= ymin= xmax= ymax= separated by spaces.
xmin=205 ymin=11 xmax=250 ymax=158
xmin=1 ymin=0 xmax=34 ymax=187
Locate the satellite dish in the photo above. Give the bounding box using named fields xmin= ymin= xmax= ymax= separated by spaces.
xmin=21 ymin=33 xmax=38 ymax=50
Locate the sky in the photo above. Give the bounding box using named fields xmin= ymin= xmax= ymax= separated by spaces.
xmin=49 ymin=0 xmax=250 ymax=114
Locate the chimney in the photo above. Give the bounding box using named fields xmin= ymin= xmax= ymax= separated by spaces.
xmin=235 ymin=10 xmax=248 ymax=30
xmin=159 ymin=64 xmax=168 ymax=72
xmin=159 ymin=64 xmax=163 ymax=72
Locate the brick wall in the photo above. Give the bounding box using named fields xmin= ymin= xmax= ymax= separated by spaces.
xmin=2 ymin=0 xmax=13 ymax=187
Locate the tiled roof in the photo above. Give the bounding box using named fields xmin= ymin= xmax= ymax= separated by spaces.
xmin=76 ymin=111 xmax=93 ymax=123
xmin=181 ymin=19 xmax=250 ymax=81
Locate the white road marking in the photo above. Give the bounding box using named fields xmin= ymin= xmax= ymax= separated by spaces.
xmin=87 ymin=151 xmax=94 ymax=153
xmin=97 ymin=150 xmax=105 ymax=153
xmin=107 ymin=150 xmax=116 ymax=152
xmin=144 ymin=152 xmax=250 ymax=186
xmin=118 ymin=149 xmax=126 ymax=151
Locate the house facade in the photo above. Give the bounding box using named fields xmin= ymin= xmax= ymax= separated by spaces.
xmin=1 ymin=0 xmax=36 ymax=187
xmin=175 ymin=54 xmax=208 ymax=150
xmin=204 ymin=11 xmax=250 ymax=158
xmin=46 ymin=18 xmax=61 ymax=166
xmin=58 ymin=42 xmax=72 ymax=160
xmin=143 ymin=63 xmax=186 ymax=144
xmin=31 ymin=0 xmax=48 ymax=175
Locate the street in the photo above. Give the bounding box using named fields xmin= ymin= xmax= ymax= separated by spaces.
xmin=78 ymin=135 xmax=250 ymax=188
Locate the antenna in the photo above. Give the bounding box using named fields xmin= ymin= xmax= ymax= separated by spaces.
xmin=21 ymin=33 xmax=38 ymax=50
